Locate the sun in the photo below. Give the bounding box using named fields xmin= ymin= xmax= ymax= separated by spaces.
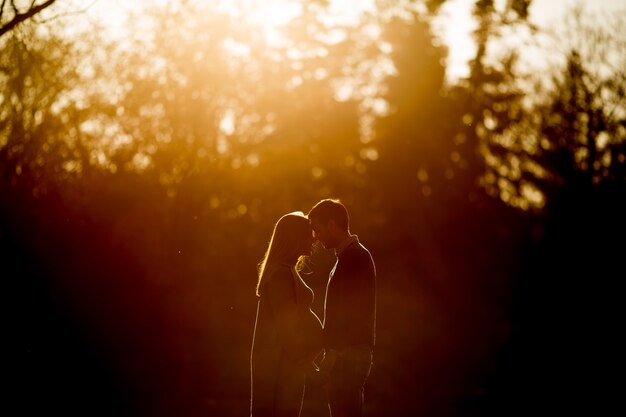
xmin=216 ymin=0 xmax=303 ymax=47
xmin=216 ymin=0 xmax=380 ymax=47
xmin=242 ymin=0 xmax=303 ymax=27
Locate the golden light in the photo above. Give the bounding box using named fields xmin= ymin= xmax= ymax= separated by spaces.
xmin=217 ymin=0 xmax=303 ymax=47
xmin=82 ymin=0 xmax=380 ymax=51
xmin=431 ymin=0 xmax=477 ymax=82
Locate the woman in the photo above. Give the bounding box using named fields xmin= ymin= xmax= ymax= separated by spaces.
xmin=250 ymin=212 xmax=323 ymax=417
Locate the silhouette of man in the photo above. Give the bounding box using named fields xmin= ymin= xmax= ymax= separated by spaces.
xmin=308 ymin=199 xmax=376 ymax=417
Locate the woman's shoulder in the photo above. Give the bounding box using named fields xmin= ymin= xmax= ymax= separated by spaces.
xmin=266 ymin=263 xmax=292 ymax=276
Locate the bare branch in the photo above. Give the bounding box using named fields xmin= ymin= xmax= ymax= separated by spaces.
xmin=0 ymin=0 xmax=57 ymax=38
xmin=36 ymin=0 xmax=99 ymax=26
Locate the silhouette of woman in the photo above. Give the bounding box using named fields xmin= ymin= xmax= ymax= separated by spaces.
xmin=250 ymin=212 xmax=323 ymax=417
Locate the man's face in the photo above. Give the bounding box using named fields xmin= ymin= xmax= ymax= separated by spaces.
xmin=310 ymin=217 xmax=334 ymax=249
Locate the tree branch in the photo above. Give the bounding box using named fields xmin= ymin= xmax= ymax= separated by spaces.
xmin=0 ymin=0 xmax=56 ymax=38
xmin=0 ymin=1 xmax=7 ymax=21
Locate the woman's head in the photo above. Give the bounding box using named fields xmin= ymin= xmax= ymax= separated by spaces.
xmin=256 ymin=212 xmax=312 ymax=296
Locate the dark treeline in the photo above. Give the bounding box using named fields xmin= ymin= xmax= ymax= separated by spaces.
xmin=2 ymin=1 xmax=625 ymax=416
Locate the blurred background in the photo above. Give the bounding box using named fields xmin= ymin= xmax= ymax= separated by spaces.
xmin=2 ymin=1 xmax=625 ymax=416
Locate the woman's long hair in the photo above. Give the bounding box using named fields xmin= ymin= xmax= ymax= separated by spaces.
xmin=256 ymin=212 xmax=311 ymax=297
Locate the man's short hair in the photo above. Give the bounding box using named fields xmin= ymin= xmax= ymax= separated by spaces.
xmin=308 ymin=199 xmax=349 ymax=232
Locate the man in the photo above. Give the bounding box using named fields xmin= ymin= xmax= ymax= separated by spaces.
xmin=308 ymin=199 xmax=376 ymax=417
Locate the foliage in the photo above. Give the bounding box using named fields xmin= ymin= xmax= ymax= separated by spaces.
xmin=451 ymin=2 xmax=626 ymax=212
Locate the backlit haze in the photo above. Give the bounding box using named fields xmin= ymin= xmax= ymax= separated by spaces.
xmin=78 ymin=0 xmax=626 ymax=83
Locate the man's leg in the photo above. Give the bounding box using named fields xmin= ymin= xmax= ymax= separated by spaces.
xmin=327 ymin=348 xmax=372 ymax=417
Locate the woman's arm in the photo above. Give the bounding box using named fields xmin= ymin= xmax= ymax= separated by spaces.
xmin=264 ymin=267 xmax=301 ymax=358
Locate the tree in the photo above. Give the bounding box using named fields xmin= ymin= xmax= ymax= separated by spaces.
xmin=0 ymin=19 xmax=85 ymax=195
xmin=462 ymin=6 xmax=626 ymax=416
xmin=456 ymin=3 xmax=626 ymax=212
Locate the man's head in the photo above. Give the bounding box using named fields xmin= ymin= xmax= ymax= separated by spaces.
xmin=307 ymin=199 xmax=350 ymax=249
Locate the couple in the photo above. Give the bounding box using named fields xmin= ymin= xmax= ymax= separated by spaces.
xmin=250 ymin=199 xmax=377 ymax=417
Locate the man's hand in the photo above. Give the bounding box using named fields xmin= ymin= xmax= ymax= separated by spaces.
xmin=306 ymin=367 xmax=330 ymax=387
xmin=306 ymin=349 xmax=336 ymax=387
xmin=318 ymin=349 xmax=336 ymax=373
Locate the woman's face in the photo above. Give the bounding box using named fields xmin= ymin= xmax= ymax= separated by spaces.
xmin=301 ymin=226 xmax=313 ymax=255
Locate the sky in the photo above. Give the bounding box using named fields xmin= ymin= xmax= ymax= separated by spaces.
xmin=437 ymin=0 xmax=626 ymax=81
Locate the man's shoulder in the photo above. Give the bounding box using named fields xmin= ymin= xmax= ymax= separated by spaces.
xmin=342 ymin=242 xmax=375 ymax=264
xmin=348 ymin=240 xmax=371 ymax=254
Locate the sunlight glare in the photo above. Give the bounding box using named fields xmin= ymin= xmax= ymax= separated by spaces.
xmin=431 ymin=0 xmax=477 ymax=82
xmin=218 ymin=0 xmax=302 ymax=47
xmin=219 ymin=110 xmax=236 ymax=136
xmin=218 ymin=0 xmax=302 ymax=26
xmin=321 ymin=0 xmax=376 ymax=27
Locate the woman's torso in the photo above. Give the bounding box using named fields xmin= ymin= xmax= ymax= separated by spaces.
xmin=251 ymin=265 xmax=322 ymax=365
